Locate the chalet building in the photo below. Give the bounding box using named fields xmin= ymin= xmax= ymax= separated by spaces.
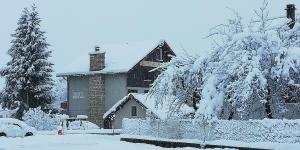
xmin=57 ymin=40 xmax=175 ymax=127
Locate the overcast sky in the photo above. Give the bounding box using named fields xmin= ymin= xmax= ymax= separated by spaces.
xmin=0 ymin=0 xmax=299 ymax=88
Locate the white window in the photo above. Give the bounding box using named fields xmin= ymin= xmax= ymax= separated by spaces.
xmin=72 ymin=91 xmax=84 ymax=99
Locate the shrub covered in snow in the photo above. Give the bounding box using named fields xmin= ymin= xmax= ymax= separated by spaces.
xmin=22 ymin=107 xmax=66 ymax=130
xmin=22 ymin=107 xmax=99 ymax=131
xmin=68 ymin=120 xmax=99 ymax=130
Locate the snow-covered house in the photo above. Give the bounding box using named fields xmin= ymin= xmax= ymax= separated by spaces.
xmin=103 ymin=93 xmax=193 ymax=129
xmin=57 ymin=40 xmax=175 ymax=127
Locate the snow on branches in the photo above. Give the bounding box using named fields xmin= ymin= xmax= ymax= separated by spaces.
xmin=149 ymin=55 xmax=202 ymax=118
xmin=150 ymin=1 xmax=300 ymax=121
xmin=22 ymin=107 xmax=65 ymax=131
xmin=0 ymin=4 xmax=54 ymax=118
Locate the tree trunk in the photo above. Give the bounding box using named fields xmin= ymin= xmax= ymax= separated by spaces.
xmin=265 ymin=87 xmax=273 ymax=119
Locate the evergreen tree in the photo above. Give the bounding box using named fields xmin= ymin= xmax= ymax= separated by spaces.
xmin=0 ymin=4 xmax=54 ymax=118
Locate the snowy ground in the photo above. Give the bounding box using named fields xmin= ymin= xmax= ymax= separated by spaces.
xmin=0 ymin=134 xmax=229 ymax=150
xmin=37 ymin=129 xmax=122 ymax=135
xmin=122 ymin=134 xmax=300 ymax=150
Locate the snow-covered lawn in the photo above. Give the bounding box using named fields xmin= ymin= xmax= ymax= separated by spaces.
xmin=37 ymin=129 xmax=122 ymax=135
xmin=0 ymin=134 xmax=227 ymax=150
xmin=122 ymin=134 xmax=300 ymax=150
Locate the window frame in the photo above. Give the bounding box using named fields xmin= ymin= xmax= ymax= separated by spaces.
xmin=72 ymin=91 xmax=85 ymax=99
xmin=131 ymin=106 xmax=137 ymax=117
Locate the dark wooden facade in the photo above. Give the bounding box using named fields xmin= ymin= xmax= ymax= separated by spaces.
xmin=127 ymin=42 xmax=175 ymax=87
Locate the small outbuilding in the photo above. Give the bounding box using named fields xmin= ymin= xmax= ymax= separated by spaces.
xmin=103 ymin=93 xmax=193 ymax=129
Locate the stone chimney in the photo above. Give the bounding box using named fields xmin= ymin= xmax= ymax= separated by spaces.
xmin=286 ymin=4 xmax=296 ymax=29
xmin=89 ymin=46 xmax=105 ymax=71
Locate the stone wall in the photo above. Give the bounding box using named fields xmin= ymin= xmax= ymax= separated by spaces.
xmin=89 ymin=52 xmax=105 ymax=71
xmin=88 ymin=75 xmax=105 ymax=127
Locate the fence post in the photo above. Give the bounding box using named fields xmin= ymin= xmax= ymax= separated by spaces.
xmin=194 ymin=121 xmax=197 ymax=139
xmin=138 ymin=119 xmax=141 ymax=136
xmin=179 ymin=120 xmax=181 ymax=139
xmin=202 ymin=119 xmax=207 ymax=144
xmin=157 ymin=119 xmax=160 ymax=138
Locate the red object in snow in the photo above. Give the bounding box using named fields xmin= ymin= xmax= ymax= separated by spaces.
xmin=58 ymin=129 xmax=63 ymax=135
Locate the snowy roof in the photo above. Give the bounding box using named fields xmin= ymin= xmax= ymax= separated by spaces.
xmin=103 ymin=93 xmax=193 ymax=120
xmin=57 ymin=39 xmax=172 ymax=76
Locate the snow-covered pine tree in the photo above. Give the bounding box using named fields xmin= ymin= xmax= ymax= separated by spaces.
xmin=150 ymin=1 xmax=300 ymax=121
xmin=0 ymin=4 xmax=54 ymax=118
xmin=0 ymin=8 xmax=30 ymax=111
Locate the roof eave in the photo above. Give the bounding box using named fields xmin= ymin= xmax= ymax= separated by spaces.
xmin=56 ymin=70 xmax=128 ymax=77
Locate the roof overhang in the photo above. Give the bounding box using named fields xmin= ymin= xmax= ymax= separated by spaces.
xmin=56 ymin=70 xmax=127 ymax=77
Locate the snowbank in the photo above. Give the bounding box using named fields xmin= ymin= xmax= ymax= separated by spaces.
xmin=68 ymin=120 xmax=99 ymax=130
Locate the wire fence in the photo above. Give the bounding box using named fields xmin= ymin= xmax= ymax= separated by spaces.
xmin=122 ymin=118 xmax=300 ymax=143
